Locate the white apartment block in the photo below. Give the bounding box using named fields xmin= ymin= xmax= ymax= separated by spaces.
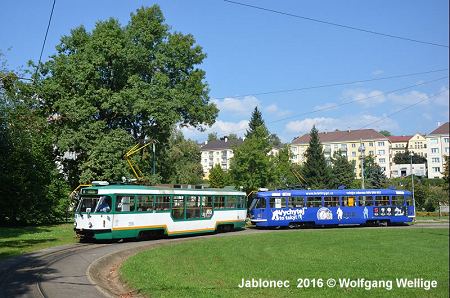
xmin=290 ymin=129 xmax=391 ymax=178
xmin=200 ymin=137 xmax=243 ymax=179
xmin=426 ymin=122 xmax=449 ymax=178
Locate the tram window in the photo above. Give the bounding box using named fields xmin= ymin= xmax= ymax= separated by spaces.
xmin=324 ymin=196 xmax=339 ymax=207
xmin=236 ymin=196 xmax=245 ymax=208
xmin=136 ymin=196 xmax=153 ymax=211
xmin=269 ymin=197 xmax=286 ymax=208
xmin=155 ymin=196 xmax=170 ymax=210
xmin=78 ymin=196 xmax=101 ymax=213
xmin=342 ymin=196 xmax=356 ymax=207
xmin=214 ymin=196 xmax=225 ymax=209
xmin=359 ymin=196 xmax=374 ymax=206
xmin=186 ymin=196 xmax=201 ymax=219
xmin=306 ymin=197 xmax=322 ymax=207
xmin=374 ymin=196 xmax=389 ymax=206
xmin=288 ymin=197 xmax=305 ymax=208
xmin=202 ymin=196 xmax=213 ymax=218
xmin=406 ymin=196 xmax=413 ymax=206
xmin=171 ymin=196 xmax=185 ymax=219
xmin=391 ymin=196 xmax=404 ymax=206
xmin=226 ymin=196 xmax=237 ymax=208
xmin=256 ymin=198 xmax=266 ymax=209
xmin=116 ymin=196 xmax=135 ymax=212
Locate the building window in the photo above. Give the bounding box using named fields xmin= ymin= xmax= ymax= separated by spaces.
xmin=378 ymin=141 xmax=385 ymax=146
xmin=352 ymin=152 xmax=356 ymax=157
xmin=433 ymin=167 xmax=441 ymax=172
xmin=378 ymin=150 xmax=385 ymax=155
xmin=444 ymin=138 xmax=449 ymax=143
xmin=432 ymin=157 xmax=440 ymax=163
xmin=430 ymin=138 xmax=438 ymax=144
xmin=379 ymin=158 xmax=386 ymax=163
xmin=369 ymin=142 xmax=373 ymax=147
xmin=352 ymin=143 xmax=356 ymax=148
xmin=431 ymin=148 xmax=439 ymax=153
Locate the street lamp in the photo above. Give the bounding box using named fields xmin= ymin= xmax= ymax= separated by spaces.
xmin=409 ymin=152 xmax=415 ymax=203
xmin=359 ymin=141 xmax=366 ymax=189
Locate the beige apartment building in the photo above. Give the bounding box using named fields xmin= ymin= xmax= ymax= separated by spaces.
xmin=290 ymin=129 xmax=391 ymax=178
xmin=408 ymin=133 xmax=428 ymax=157
xmin=426 ymin=122 xmax=449 ymax=178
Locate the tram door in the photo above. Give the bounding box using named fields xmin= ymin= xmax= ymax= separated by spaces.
xmin=250 ymin=197 xmax=267 ymax=220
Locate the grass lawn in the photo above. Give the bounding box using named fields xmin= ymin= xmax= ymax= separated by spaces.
xmin=121 ymin=228 xmax=449 ymax=298
xmin=0 ymin=223 xmax=77 ymax=260
xmin=415 ymin=216 xmax=449 ymax=221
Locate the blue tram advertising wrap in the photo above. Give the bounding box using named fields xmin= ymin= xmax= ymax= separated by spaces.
xmin=249 ymin=188 xmax=415 ymax=228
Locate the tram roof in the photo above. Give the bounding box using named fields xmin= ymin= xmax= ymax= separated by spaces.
xmin=81 ymin=184 xmax=246 ymax=195
xmin=257 ymin=188 xmax=412 ymax=197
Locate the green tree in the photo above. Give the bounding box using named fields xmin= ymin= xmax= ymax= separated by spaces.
xmin=330 ymin=151 xmax=356 ymax=188
xmin=161 ymin=130 xmax=203 ymax=185
xmin=393 ymin=150 xmax=427 ymax=164
xmin=379 ymin=130 xmax=391 ymax=137
xmin=0 ymin=64 xmax=70 ymax=225
xmin=230 ymin=126 xmax=272 ymax=194
xmin=31 ymin=6 xmax=217 ymax=186
xmin=246 ymin=106 xmax=267 ymax=138
xmin=208 ymin=164 xmax=230 ymax=188
xmin=269 ymin=146 xmax=299 ymax=189
xmin=269 ymin=133 xmax=282 ymax=147
xmin=301 ymin=126 xmax=331 ymax=188
xmin=363 ymin=155 xmax=387 ymax=188
xmin=207 ymin=132 xmax=218 ymax=142
xmin=443 ymin=155 xmax=449 ymax=192
xmin=227 ymin=133 xmax=239 ymax=141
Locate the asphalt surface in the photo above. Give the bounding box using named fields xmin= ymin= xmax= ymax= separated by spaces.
xmin=0 ymin=222 xmax=448 ymax=298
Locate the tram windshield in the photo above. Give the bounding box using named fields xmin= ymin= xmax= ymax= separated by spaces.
xmin=77 ymin=196 xmax=111 ymax=213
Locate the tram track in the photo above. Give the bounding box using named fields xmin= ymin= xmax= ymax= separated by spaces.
xmin=0 ymin=223 xmax=447 ymax=298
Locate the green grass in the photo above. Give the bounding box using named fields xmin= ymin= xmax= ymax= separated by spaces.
xmin=121 ymin=228 xmax=449 ymax=298
xmin=0 ymin=223 xmax=77 ymax=260
xmin=415 ymin=216 xmax=449 ymax=221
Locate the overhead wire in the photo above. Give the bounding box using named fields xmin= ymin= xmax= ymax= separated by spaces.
xmin=224 ymin=0 xmax=449 ymax=48
xmin=34 ymin=0 xmax=56 ymax=80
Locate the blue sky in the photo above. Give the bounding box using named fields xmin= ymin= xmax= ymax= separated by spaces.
xmin=1 ymin=0 xmax=448 ymax=142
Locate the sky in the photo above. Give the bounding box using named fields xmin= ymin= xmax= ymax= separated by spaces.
xmin=1 ymin=0 xmax=449 ymax=143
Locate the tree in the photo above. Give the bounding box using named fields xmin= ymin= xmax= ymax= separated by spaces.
xmin=393 ymin=150 xmax=427 ymax=164
xmin=443 ymin=155 xmax=449 ymax=192
xmin=230 ymin=126 xmax=272 ymax=194
xmin=30 ymin=6 xmax=217 ymax=187
xmin=301 ymin=126 xmax=331 ymax=188
xmin=208 ymin=164 xmax=230 ymax=188
xmin=227 ymin=133 xmax=239 ymax=141
xmin=363 ymin=155 xmax=387 ymax=188
xmin=329 ymin=151 xmax=356 ymax=188
xmin=379 ymin=130 xmax=391 ymax=137
xmin=160 ymin=130 xmax=204 ymax=185
xmin=246 ymin=106 xmax=267 ymax=138
xmin=207 ymin=132 xmax=218 ymax=142
xmin=269 ymin=146 xmax=299 ymax=189
xmin=1 ymin=60 xmax=70 ymax=225
xmin=269 ymin=133 xmax=282 ymax=147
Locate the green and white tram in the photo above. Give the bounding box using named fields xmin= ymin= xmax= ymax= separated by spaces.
xmin=74 ymin=182 xmax=247 ymax=240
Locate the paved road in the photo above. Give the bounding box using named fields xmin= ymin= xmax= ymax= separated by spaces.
xmin=0 ymin=223 xmax=447 ymax=298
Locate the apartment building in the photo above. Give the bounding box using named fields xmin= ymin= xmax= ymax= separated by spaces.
xmin=290 ymin=129 xmax=390 ymax=178
xmin=426 ymin=122 xmax=449 ymax=178
xmin=408 ymin=133 xmax=428 ymax=157
xmin=388 ymin=135 xmax=411 ymax=157
xmin=200 ymin=136 xmax=243 ymax=179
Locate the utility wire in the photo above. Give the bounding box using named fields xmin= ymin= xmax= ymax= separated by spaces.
xmin=207 ymin=76 xmax=448 ymax=138
xmin=34 ymin=0 xmax=56 ymax=79
xmin=213 ymin=68 xmax=448 ymax=99
xmin=224 ymin=0 xmax=449 ymax=48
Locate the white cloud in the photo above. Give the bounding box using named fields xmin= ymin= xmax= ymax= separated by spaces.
xmin=212 ymin=96 xmax=260 ymax=115
xmin=265 ymin=104 xmax=291 ymax=117
xmin=180 ymin=120 xmax=249 ymax=141
xmin=313 ymin=102 xmax=338 ymax=111
xmin=434 ymin=86 xmax=449 ymax=106
xmin=342 ymin=89 xmax=386 ymax=107
xmin=285 ymin=115 xmax=399 ymax=136
xmin=372 ymin=69 xmax=384 ymax=76
xmin=387 ymin=90 xmax=428 ymax=105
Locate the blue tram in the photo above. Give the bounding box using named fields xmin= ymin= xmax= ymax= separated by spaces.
xmin=249 ymin=188 xmax=415 ymax=228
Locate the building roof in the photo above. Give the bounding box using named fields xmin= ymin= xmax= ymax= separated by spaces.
xmin=291 ymin=129 xmax=387 ymax=145
xmin=200 ymin=138 xmax=243 ymax=151
xmin=387 ymin=135 xmax=412 ymax=143
xmin=429 ymin=122 xmax=449 ymax=135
